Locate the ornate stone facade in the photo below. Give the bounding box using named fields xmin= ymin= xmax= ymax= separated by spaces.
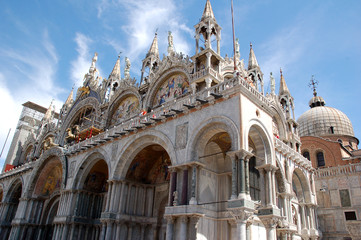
xmin=0 ymin=1 xmax=320 ymax=239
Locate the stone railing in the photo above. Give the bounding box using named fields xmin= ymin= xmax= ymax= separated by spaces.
xmin=274 ymin=137 xmax=312 ymax=169
xmin=190 ymin=67 xmax=224 ymax=82
xmin=67 ymin=76 xmax=270 ymax=154
xmin=315 ymin=163 xmax=361 ymax=178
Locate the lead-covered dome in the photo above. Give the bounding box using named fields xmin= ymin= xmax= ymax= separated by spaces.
xmin=298 ymin=97 xmax=354 ymax=137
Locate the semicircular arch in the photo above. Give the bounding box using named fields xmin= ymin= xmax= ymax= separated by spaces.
xmin=59 ymin=97 xmax=100 ymax=144
xmin=244 ymin=119 xmax=274 ymax=165
xmin=144 ymin=67 xmax=191 ymax=109
xmin=72 ymin=150 xmax=110 ymax=190
xmin=106 ymin=88 xmax=142 ymax=128
xmin=25 ymin=147 xmax=66 ymax=198
xmin=186 ymin=116 xmax=240 ymax=161
xmin=113 ymin=130 xmax=177 ymax=179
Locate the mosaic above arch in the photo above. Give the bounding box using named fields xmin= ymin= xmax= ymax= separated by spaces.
xmin=153 ymin=73 xmax=189 ymax=106
xmin=110 ymin=95 xmax=140 ymax=126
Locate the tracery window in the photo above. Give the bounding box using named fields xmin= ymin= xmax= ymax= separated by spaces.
xmin=316 ymin=151 xmax=325 ymax=167
xmin=249 ymin=157 xmax=260 ymax=201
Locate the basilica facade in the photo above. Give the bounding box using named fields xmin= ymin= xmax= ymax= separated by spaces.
xmin=0 ymin=1 xmax=320 ymax=239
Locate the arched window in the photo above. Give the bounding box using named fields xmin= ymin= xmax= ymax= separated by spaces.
xmin=249 ymin=157 xmax=260 ymax=200
xmin=316 ymin=152 xmax=325 ymax=167
xmin=302 ymin=151 xmax=310 ymax=161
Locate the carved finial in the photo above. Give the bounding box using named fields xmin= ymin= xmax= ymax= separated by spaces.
xmin=308 ymin=75 xmax=318 ymax=97
xmin=280 ymin=67 xmax=283 ymax=76
xmin=270 ymin=72 xmax=275 ymax=95
xmin=118 ymin=51 xmax=122 ymax=59
xmin=250 ymin=42 xmax=253 ymax=49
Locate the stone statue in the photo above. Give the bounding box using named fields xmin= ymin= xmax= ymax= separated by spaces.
xmin=173 ymin=191 xmax=178 ymax=206
xmin=270 ymin=72 xmax=276 ymax=95
xmin=167 ymin=31 xmax=174 ymax=54
xmin=42 ymin=136 xmax=58 ymax=151
xmin=124 ymin=57 xmax=131 ymax=79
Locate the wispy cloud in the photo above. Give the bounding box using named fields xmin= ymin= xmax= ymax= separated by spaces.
xmin=70 ymin=33 xmax=93 ymax=87
xmin=97 ymin=0 xmax=193 ymax=73
xmin=0 ymin=30 xmax=63 ymax=164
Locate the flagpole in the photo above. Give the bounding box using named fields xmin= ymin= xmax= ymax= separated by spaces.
xmin=231 ymin=0 xmax=237 ymax=71
xmin=0 ymin=128 xmax=11 ymax=159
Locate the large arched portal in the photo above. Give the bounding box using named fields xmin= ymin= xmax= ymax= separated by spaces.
xmin=116 ymin=144 xmax=171 ymax=240
xmin=196 ymin=131 xmax=233 ymax=240
xmin=73 ymin=159 xmax=108 ymax=240
xmin=0 ymin=180 xmax=22 ymax=240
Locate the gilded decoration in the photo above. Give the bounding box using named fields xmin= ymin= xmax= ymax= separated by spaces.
xmin=36 ymin=164 xmax=62 ymax=197
xmin=153 ymin=73 xmax=189 ymax=106
xmin=110 ymin=95 xmax=140 ymax=126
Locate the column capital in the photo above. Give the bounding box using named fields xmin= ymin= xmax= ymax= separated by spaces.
xmin=179 ymin=215 xmax=188 ymax=223
xmin=256 ymin=163 xmax=278 ymax=172
xmin=165 ymin=215 xmax=176 ymax=224
xmin=227 ymin=149 xmax=254 ymax=160
xmin=259 ymin=215 xmax=282 ymax=229
xmin=189 ymin=215 xmax=201 ymax=225
xmin=229 ymin=208 xmax=254 ymax=223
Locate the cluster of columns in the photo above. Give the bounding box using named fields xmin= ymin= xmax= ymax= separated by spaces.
xmin=51 ymin=189 xmax=106 ymax=239
xmin=103 ymin=220 xmax=159 ymax=240
xmin=7 ymin=197 xmax=47 ymax=240
xmin=0 ymin=201 xmax=19 ymax=239
xmin=165 ymin=215 xmax=200 ymax=240
xmin=256 ymin=164 xmax=278 ymax=206
xmin=168 ymin=163 xmax=201 ymax=207
xmin=100 ymin=179 xmax=166 ymax=240
xmin=228 ymin=150 xmax=251 ymax=200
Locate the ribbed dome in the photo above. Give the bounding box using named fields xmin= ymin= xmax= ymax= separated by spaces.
xmin=298 ymin=106 xmax=354 ymax=137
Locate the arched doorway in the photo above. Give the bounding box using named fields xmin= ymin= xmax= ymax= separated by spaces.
xmin=25 ymin=156 xmax=63 ymax=239
xmin=0 ymin=180 xmax=22 ymax=239
xmin=117 ymin=144 xmax=171 ymax=240
xmin=72 ymin=159 xmax=108 ymax=240
xmin=196 ymin=131 xmax=233 ymax=240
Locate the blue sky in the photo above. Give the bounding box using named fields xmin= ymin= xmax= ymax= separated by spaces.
xmin=0 ymin=0 xmax=360 ymax=167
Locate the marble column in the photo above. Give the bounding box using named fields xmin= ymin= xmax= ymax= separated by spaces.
xmin=165 ymin=216 xmax=174 ymax=240
xmin=266 ymin=169 xmax=273 ymax=206
xmin=181 ymin=168 xmax=188 ymax=205
xmin=169 ymin=171 xmax=177 ymax=206
xmin=245 ymin=158 xmax=250 ymax=196
xmin=238 ymin=157 xmax=245 ymax=198
xmin=126 ymin=223 xmax=133 ymax=240
xmin=179 ymin=216 xmax=188 ymax=240
xmin=105 ymin=181 xmax=113 ymax=212
xmin=231 ymin=156 xmax=238 ymax=199
xmin=260 ymin=217 xmax=279 ymax=240
xmin=189 ymin=215 xmax=200 ymax=240
xmin=189 ymin=165 xmax=198 ymax=205
xmin=229 ymin=209 xmax=253 ymax=240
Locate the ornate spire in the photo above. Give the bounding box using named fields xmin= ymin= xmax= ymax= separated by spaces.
xmin=64 ymin=86 xmax=74 ymax=107
xmin=201 ymin=0 xmax=216 ymax=21
xmin=147 ymin=33 xmax=159 ymax=58
xmin=167 ymin=31 xmax=174 ymax=55
xmin=270 ymin=72 xmax=276 ymax=95
xmin=124 ymin=57 xmax=131 ymax=80
xmin=248 ymin=42 xmax=259 ymax=70
xmin=43 ymin=99 xmax=54 ymax=122
xmin=279 ymin=68 xmax=290 ymax=96
xmin=109 ymin=54 xmax=121 ymax=80
xmin=89 ymin=52 xmax=98 ymax=74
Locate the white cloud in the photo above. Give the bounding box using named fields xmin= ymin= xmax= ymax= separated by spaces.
xmin=0 ymin=30 xmax=63 ymax=167
xmin=71 ymin=33 xmax=93 ymax=87
xmin=99 ymin=0 xmax=193 ymax=66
